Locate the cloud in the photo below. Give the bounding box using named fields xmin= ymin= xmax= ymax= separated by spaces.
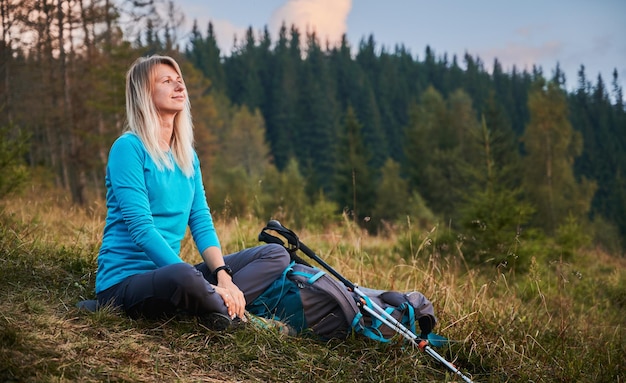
xmin=479 ymin=40 xmax=565 ymax=73
xmin=210 ymin=19 xmax=248 ymax=54
xmin=514 ymin=24 xmax=551 ymax=40
xmin=269 ymin=0 xmax=352 ymax=46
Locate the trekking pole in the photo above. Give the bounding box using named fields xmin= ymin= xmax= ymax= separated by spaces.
xmin=259 ymin=220 xmax=475 ymax=383
xmin=358 ymin=303 xmax=474 ymax=383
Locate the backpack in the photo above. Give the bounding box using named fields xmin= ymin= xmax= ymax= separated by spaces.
xmin=246 ymin=261 xmax=437 ymax=342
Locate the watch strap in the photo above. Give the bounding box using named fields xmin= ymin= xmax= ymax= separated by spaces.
xmin=213 ymin=265 xmax=233 ymax=277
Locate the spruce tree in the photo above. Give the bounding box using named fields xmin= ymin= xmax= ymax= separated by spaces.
xmin=296 ymin=30 xmax=338 ymax=195
xmin=202 ymin=22 xmax=226 ymax=92
xmin=354 ymin=35 xmax=387 ymax=168
xmin=257 ymin=159 xmax=309 ymax=228
xmin=264 ymin=23 xmax=300 ymax=170
xmin=522 ymin=79 xmax=596 ymax=235
xmin=372 ymin=158 xmax=410 ymax=232
xmin=403 ymin=87 xmax=469 ymax=221
xmin=217 ymin=105 xmax=270 ymax=177
xmin=459 ymin=116 xmax=534 ymax=266
xmin=403 ymin=86 xmax=447 ymax=195
xmin=333 ymin=106 xmax=375 ymax=225
xmin=224 ymin=27 xmax=263 ymax=108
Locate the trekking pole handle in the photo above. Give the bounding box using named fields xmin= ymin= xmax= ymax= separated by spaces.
xmin=263 ymin=220 xmax=357 ymax=290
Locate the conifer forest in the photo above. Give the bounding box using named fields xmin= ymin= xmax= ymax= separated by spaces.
xmin=1 ymin=0 xmax=625 ymax=261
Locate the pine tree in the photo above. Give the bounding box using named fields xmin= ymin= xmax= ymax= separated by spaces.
xmin=329 ymin=35 xmax=358 ymax=113
xmin=206 ymin=104 xmax=271 ymax=218
xmin=378 ymin=46 xmax=414 ymax=162
xmin=185 ymin=21 xmax=207 ymax=77
xmin=403 ymin=87 xmax=469 ymax=221
xmin=264 ymin=23 xmax=300 ymax=170
xmin=216 ymin=104 xmax=270 ymax=177
xmin=570 ymin=69 xmax=626 ymax=249
xmin=403 ymin=86 xmax=447 ymax=194
xmin=296 ymin=29 xmax=338 ymax=195
xmin=459 ymin=116 xmax=534 ymax=266
xmin=354 ymin=35 xmax=387 ymax=168
xmin=522 ymin=79 xmax=596 ymax=235
xmin=256 ymin=159 xmax=309 ymax=228
xmin=372 ymin=158 xmax=410 ymax=232
xmin=185 ymin=21 xmax=225 ymax=92
xmin=333 ymin=106 xmax=375 ymax=224
xmin=611 ymin=68 xmax=624 ymax=109
xmin=224 ymin=27 xmax=263 ymax=108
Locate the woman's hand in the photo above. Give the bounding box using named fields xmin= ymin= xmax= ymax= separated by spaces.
xmin=215 ymin=276 xmax=246 ymax=320
xmin=200 ymin=247 xmax=246 ymax=320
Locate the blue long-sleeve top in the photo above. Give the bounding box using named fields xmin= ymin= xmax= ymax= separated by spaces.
xmin=95 ymin=133 xmax=220 ymax=294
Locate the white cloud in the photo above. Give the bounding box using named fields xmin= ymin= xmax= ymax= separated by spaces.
xmin=269 ymin=0 xmax=352 ymax=46
xmin=211 ymin=19 xmax=248 ymax=55
xmin=479 ymin=40 xmax=565 ymax=73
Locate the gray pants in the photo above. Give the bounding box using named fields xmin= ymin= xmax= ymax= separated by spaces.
xmin=96 ymin=244 xmax=290 ymax=319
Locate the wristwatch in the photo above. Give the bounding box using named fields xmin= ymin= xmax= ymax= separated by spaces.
xmin=213 ymin=265 xmax=233 ymax=278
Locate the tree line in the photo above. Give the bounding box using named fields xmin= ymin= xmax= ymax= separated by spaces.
xmin=186 ymin=14 xmax=625 ymax=256
xmin=1 ymin=0 xmax=624 ymax=264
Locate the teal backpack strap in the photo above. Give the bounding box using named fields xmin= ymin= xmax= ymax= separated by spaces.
xmin=398 ymin=302 xmax=417 ymax=335
xmin=246 ymin=261 xmax=308 ymax=333
xmin=306 ymin=270 xmax=325 ymax=284
xmin=355 ymin=298 xmax=420 ymax=343
xmin=353 ymin=295 xmax=395 ymax=343
xmin=351 ymin=309 xmax=388 ymax=342
xmin=291 ymin=268 xmax=325 ymax=284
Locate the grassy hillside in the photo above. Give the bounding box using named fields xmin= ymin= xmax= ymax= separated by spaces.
xmin=1 ymin=187 xmax=624 ymax=382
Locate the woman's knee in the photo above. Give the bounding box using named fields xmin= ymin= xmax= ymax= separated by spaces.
xmin=261 ymin=243 xmax=291 ymax=266
xmin=256 ymin=243 xmax=291 ymax=277
xmin=160 ymin=263 xmax=209 ymax=292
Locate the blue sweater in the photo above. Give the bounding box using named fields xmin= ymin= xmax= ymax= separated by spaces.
xmin=95 ymin=133 xmax=220 ymax=294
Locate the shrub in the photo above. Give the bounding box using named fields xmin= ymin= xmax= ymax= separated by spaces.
xmin=0 ymin=123 xmax=30 ymax=199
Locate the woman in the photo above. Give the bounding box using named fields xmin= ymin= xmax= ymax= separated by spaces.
xmin=95 ymin=55 xmax=289 ymax=329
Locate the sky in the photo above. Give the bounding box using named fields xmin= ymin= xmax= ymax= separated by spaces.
xmin=171 ymin=0 xmax=626 ymax=95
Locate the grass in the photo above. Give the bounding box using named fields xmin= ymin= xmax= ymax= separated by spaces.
xmin=1 ymin=186 xmax=624 ymax=382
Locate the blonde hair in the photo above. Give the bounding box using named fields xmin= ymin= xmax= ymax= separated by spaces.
xmin=125 ymin=55 xmax=195 ymax=176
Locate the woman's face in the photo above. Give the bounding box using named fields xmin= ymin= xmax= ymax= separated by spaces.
xmin=152 ymin=63 xmax=186 ymax=116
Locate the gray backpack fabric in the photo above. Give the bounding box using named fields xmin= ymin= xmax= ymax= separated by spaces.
xmin=246 ymin=262 xmax=360 ymax=339
xmin=246 ymin=262 xmax=437 ymax=341
xmin=290 ymin=263 xmax=362 ymax=339
xmin=356 ymin=287 xmax=437 ymax=341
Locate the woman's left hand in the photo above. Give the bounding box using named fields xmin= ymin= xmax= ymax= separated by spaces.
xmin=215 ymin=277 xmax=246 ymax=320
